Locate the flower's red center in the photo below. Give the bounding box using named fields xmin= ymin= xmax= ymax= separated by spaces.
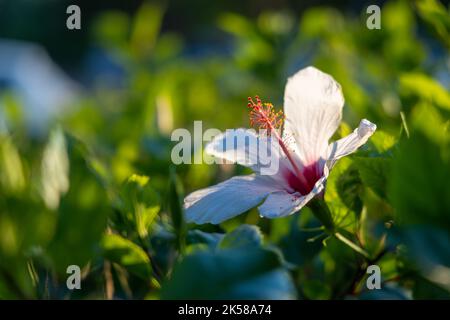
xmin=284 ymin=163 xmax=322 ymax=195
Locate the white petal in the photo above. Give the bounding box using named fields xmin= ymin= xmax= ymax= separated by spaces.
xmin=257 ymin=191 xmax=300 ymax=218
xmin=283 ymin=66 xmax=344 ymax=166
xmin=327 ymin=119 xmax=377 ymax=168
xmin=205 ymin=128 xmax=283 ymax=175
xmin=184 ymin=175 xmax=280 ymax=224
xmin=258 ymin=174 xmax=327 ymax=218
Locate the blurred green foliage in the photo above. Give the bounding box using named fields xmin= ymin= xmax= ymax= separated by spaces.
xmin=0 ymin=0 xmax=449 ymax=299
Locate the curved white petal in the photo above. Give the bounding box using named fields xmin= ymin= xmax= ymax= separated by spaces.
xmin=283 ymin=66 xmax=344 ymax=166
xmin=184 ymin=175 xmax=281 ymax=224
xmin=205 ymin=128 xmax=283 ymax=176
xmin=257 ymin=191 xmax=300 ymax=218
xmin=258 ymin=173 xmax=328 ymax=218
xmin=327 ymin=119 xmax=377 ymax=168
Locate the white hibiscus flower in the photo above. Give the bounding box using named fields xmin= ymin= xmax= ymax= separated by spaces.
xmin=184 ymin=66 xmax=376 ymax=224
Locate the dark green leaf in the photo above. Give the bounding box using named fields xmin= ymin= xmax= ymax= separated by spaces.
xmin=47 ymin=135 xmax=110 ymax=273
xmin=119 ymin=174 xmax=160 ymax=238
xmin=389 ymin=132 xmax=450 ymax=230
xmin=336 ymin=164 xmax=363 ymax=215
xmin=218 ymin=224 xmax=262 ymax=249
xmin=101 ymin=233 xmax=152 ymax=281
xmin=167 ymin=167 xmax=186 ymax=253
xmin=187 ymin=230 xmax=224 ymax=249
xmin=161 ymin=247 xmax=296 ymax=299
xmin=354 ymin=157 xmax=391 ymax=200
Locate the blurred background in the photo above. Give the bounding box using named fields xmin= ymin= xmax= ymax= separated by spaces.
xmin=0 ymin=0 xmax=449 ymax=300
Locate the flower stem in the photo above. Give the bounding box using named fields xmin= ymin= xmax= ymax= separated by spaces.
xmin=308 ymin=198 xmax=335 ymax=232
xmin=334 ymin=232 xmax=370 ymax=259
xmin=308 ymin=200 xmax=370 ymax=258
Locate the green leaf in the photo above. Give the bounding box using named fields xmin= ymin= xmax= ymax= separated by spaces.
xmin=369 ymin=130 xmax=397 ymax=154
xmin=161 ymin=247 xmax=296 ymax=299
xmin=218 ymin=12 xmax=255 ymax=37
xmin=413 ymin=276 xmax=450 ymax=299
xmin=167 ymin=167 xmax=186 ymax=253
xmin=302 ymin=279 xmax=332 ymax=300
xmin=278 ymin=210 xmax=323 ymax=266
xmin=400 ymin=73 xmax=450 ymax=111
xmin=389 ymin=132 xmax=450 ymax=230
xmin=336 ymin=164 xmax=363 ymax=215
xmin=0 ymin=133 xmax=56 ymax=299
xmin=316 ymin=235 xmax=361 ymax=297
xmin=415 ymin=0 xmax=450 ymax=48
xmin=41 ymin=127 xmax=69 ymax=210
xmin=187 ymin=230 xmax=224 ymax=249
xmin=130 ymin=3 xmax=164 ymax=58
xmin=120 ymin=174 xmax=160 ymax=238
xmin=325 ymin=158 xmax=357 ymax=227
xmin=218 ymin=224 xmax=263 ymax=249
xmin=101 ymin=233 xmax=152 ymax=281
xmin=354 ymin=157 xmax=391 ymax=200
xmin=396 ymin=227 xmax=450 ymax=268
xmin=47 ymin=135 xmax=110 ymax=273
xmin=391 ymin=225 xmax=450 ymax=295
xmin=0 ymin=135 xmax=25 ymax=194
xmin=410 ymin=103 xmax=450 ymax=146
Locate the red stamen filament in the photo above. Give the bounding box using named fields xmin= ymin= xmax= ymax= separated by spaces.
xmin=247 ymin=96 xmax=310 ymax=189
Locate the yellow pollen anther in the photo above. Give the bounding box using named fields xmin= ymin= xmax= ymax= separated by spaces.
xmin=247 ymin=96 xmax=284 ymax=134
